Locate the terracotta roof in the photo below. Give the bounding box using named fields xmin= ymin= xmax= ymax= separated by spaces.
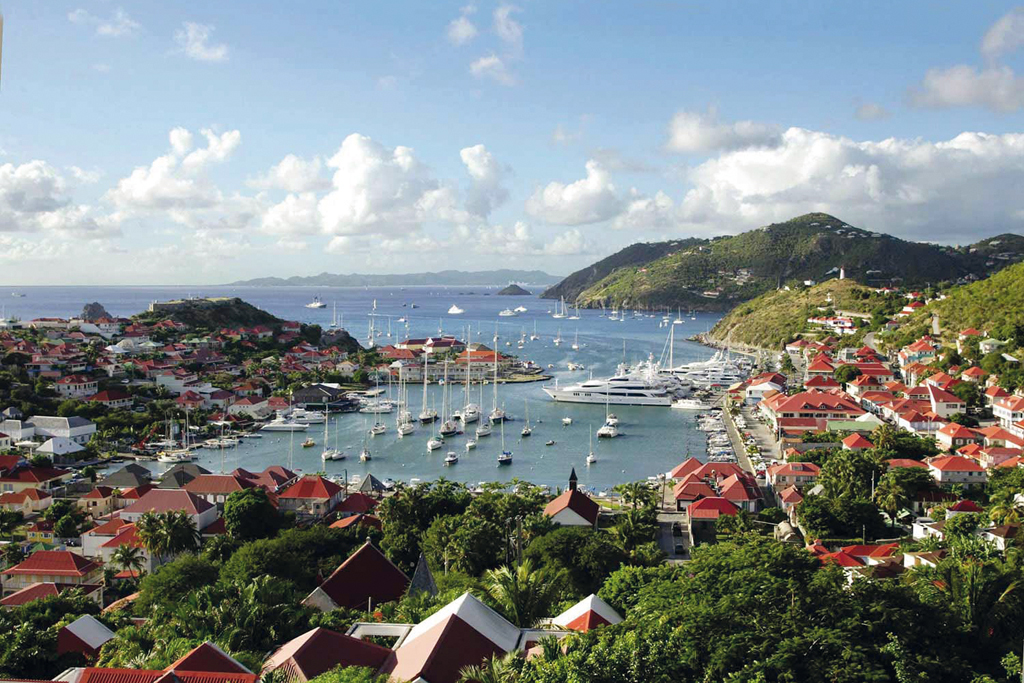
xmin=262 ymin=628 xmax=392 ymax=683
xmin=121 ymin=489 xmax=214 ymax=516
xmin=929 ymin=455 xmax=985 ymax=472
xmin=552 ymin=594 xmax=622 ymax=633
xmin=329 ymin=514 xmax=382 ymax=531
xmin=0 ymin=488 xmax=52 ymax=504
xmin=948 ymin=499 xmax=983 ymax=513
xmin=0 ymin=466 xmax=71 ymax=484
xmin=335 ymin=492 xmax=378 ymax=514
xmin=280 ymin=475 xmax=342 ymax=500
xmin=312 ymin=540 xmax=409 ymax=610
xmin=543 ymin=488 xmax=599 ymax=526
xmin=842 ymin=433 xmax=874 ymax=449
xmin=83 ymin=486 xmax=115 ymax=500
xmin=3 ymin=550 xmax=101 ymax=578
xmin=0 ymin=582 xmax=102 ymax=607
xmin=166 ymin=642 xmax=253 ymax=674
xmin=184 ymin=474 xmax=256 ymax=496
xmin=669 ymin=457 xmax=703 ymax=479
xmin=779 ymin=486 xmax=803 ymax=504
xmin=687 ymin=497 xmax=739 ymax=519
xmin=887 ymin=458 xmax=928 ymax=469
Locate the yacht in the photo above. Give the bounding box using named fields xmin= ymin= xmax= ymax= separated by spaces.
xmin=586 ymin=430 xmax=596 ymax=465
xmin=448 ymin=305 xmax=465 ymax=315
xmin=418 ymin=354 xmax=437 ymax=423
xmin=671 ymin=398 xmax=713 ymax=410
xmin=427 ymin=436 xmax=443 ymax=451
xmin=597 ymin=422 xmax=619 ymax=438
xmin=321 ymin=415 xmax=344 ymax=461
xmin=359 ymin=448 xmax=372 ymax=462
xmin=497 ymin=420 xmax=512 ymax=465
xmin=552 ymin=297 xmax=568 ymax=319
xmin=514 ymin=305 xmax=528 ymax=313
xmin=397 ymin=421 xmax=414 ymax=436
xmin=562 ymin=416 xmax=573 ymax=426
xmin=305 ymin=295 xmax=326 ymax=309
xmin=521 ymin=401 xmax=532 ymax=437
xmin=465 ymin=439 xmax=477 ymax=451
xmin=543 ymin=374 xmax=673 ymax=406
xmin=498 ymin=308 xmax=517 ymax=317
xmin=291 ymin=408 xmax=326 ymax=424
xmin=444 ymin=451 xmax=459 ymax=466
xmin=261 ymin=416 xmax=309 ymax=431
xmin=475 ymin=422 xmax=492 ymax=437
xmin=370 ymin=422 xmax=386 ymax=436
xmin=157 ymin=450 xmax=192 ymax=463
xmin=605 ymin=413 xmax=619 ymax=427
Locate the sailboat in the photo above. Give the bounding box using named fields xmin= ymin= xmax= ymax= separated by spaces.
xmin=552 ymin=297 xmax=567 ymax=319
xmin=673 ymin=307 xmax=683 ymax=325
xmin=489 ymin=333 xmax=506 ymax=423
xmin=521 ymin=400 xmax=532 ymax=437
xmin=396 ymin=370 xmax=414 ymax=437
xmin=530 ymin=321 xmax=539 ymax=341
xmin=497 ymin=419 xmax=512 ymax=465
xmin=597 ymin=390 xmax=619 ymax=438
xmin=427 ymin=395 xmax=443 ymax=451
xmin=571 ymin=328 xmax=580 ymax=351
xmin=438 ymin=361 xmax=459 ymax=437
xmin=448 ymin=304 xmax=465 ymax=315
xmin=321 ymin=412 xmax=344 ymax=461
xmin=457 ymin=358 xmax=480 ymax=423
xmin=418 ymin=353 xmax=437 ymax=423
xmin=553 ymin=327 xmax=562 ymax=346
xmin=369 ymin=376 xmax=386 ymax=436
xmin=359 ymin=419 xmax=372 ymax=461
xmin=475 ymin=384 xmax=492 ymax=437
xmin=586 ymin=428 xmax=596 ymax=465
xmin=568 ymin=304 xmax=580 ymax=320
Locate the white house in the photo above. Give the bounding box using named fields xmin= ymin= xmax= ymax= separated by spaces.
xmin=927 ymin=456 xmax=987 ymax=487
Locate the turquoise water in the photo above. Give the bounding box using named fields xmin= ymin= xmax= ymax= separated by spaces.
xmin=4 ymin=285 xmax=720 ymax=491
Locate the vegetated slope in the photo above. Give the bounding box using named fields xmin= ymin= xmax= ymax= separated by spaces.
xmin=540 ymin=239 xmax=703 ymax=301
xmin=574 ymin=213 xmax=997 ymax=311
xmin=230 ymin=269 xmax=561 ymax=287
xmin=909 ymin=261 xmax=1024 ymax=339
xmin=496 ymin=284 xmax=532 ymax=296
xmin=708 ymin=279 xmax=884 ymax=350
xmin=137 ymin=297 xmax=283 ymax=330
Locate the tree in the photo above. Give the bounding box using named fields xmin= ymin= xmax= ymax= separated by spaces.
xmin=525 ymin=526 xmax=628 ymax=596
xmin=484 ymin=559 xmax=564 ymax=628
xmin=421 ymin=514 xmax=504 ymax=576
xmin=3 ymin=542 xmax=25 ymax=567
xmin=833 ymin=364 xmax=863 ymax=385
xmin=53 ymin=515 xmax=80 ymax=540
xmin=988 ymin=489 xmax=1022 ymax=526
xmin=135 ymin=554 xmax=219 ymax=612
xmin=136 ymin=511 xmax=171 ymax=561
xmin=874 ymin=476 xmax=909 ymax=529
xmin=458 ymin=651 xmax=523 ymax=683
xmin=614 ymin=481 xmax=657 ymax=510
xmin=0 ymin=509 xmax=23 ymax=540
xmin=111 ymin=545 xmax=146 ymax=579
xmin=943 ymin=512 xmax=982 ymax=540
xmin=29 ymin=454 xmax=53 ymax=468
xmin=223 ymin=488 xmax=279 ymax=541
xmin=818 ymin=449 xmax=882 ymax=500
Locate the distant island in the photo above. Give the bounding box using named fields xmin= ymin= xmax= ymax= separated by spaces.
xmin=496 ymin=284 xmax=532 ymax=296
xmin=227 ymin=269 xmax=561 ymax=288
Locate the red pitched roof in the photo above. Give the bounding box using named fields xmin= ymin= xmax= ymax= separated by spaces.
xmin=687 ymin=497 xmax=739 ymax=519
xmin=184 ymin=474 xmax=255 ymax=496
xmin=3 ymin=551 xmax=101 ymax=578
xmin=887 ymin=458 xmax=928 ymax=469
xmin=335 ymin=492 xmax=378 ymax=514
xmin=166 ymin=642 xmax=253 ymax=674
xmin=0 ymin=582 xmax=102 ymax=607
xmin=280 ymin=475 xmax=342 ymax=501
xmin=543 ymin=488 xmax=600 ymax=526
xmin=262 ymin=628 xmax=392 ymax=683
xmin=329 ymin=513 xmax=383 ymax=531
xmin=313 ymin=541 xmax=409 ymax=609
xmin=121 ymin=489 xmax=214 ymax=516
xmin=929 ymin=455 xmax=985 ymax=472
xmin=669 ymin=457 xmax=703 ymax=479
xmin=842 ymin=433 xmax=874 ymax=449
xmin=948 ymin=499 xmax=983 ymax=513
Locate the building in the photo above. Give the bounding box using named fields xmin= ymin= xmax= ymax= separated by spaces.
xmin=766 ymin=462 xmax=820 ymax=489
xmin=550 ymin=594 xmax=623 ymax=632
xmin=0 ymin=487 xmax=52 ymax=514
xmin=262 ymin=628 xmax=393 ymax=683
xmin=119 ymin=489 xmax=218 ymax=530
xmin=55 ymin=375 xmax=99 ymax=399
xmin=278 ymin=475 xmax=345 ymax=519
xmin=994 ymin=395 xmax=1024 ymax=430
xmin=1 ymin=550 xmax=103 ymax=596
xmin=85 ymin=389 xmax=134 ymax=409
xmin=542 ymin=469 xmax=599 ymax=527
xmin=302 ymin=540 xmax=409 ymax=612
xmin=77 ymin=486 xmax=116 ymax=518
xmin=0 ymin=464 xmax=74 ymax=493
xmin=927 ymin=455 xmax=987 ymax=488
xmin=184 ymin=474 xmax=257 ymax=511
xmin=57 ymin=614 xmax=115 ymax=658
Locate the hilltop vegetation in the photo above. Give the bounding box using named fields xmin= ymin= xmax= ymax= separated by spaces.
xmin=708 ymin=279 xmax=888 ymax=349
xmin=543 ymin=213 xmax=1023 ymax=311
xmin=910 ymin=261 xmax=1024 ymax=340
xmin=135 ymin=297 xmax=283 ymax=330
xmin=229 ymin=269 xmax=561 ymax=287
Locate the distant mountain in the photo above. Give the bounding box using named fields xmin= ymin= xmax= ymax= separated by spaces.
xmin=228 ymin=270 xmax=562 ymax=288
xmin=542 ymin=213 xmax=1024 ymax=311
xmin=497 ymin=284 xmax=532 ymax=296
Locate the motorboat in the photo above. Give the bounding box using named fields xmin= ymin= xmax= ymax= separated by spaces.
xmin=545 ymin=440 xmax=555 ymax=446
xmin=514 ymin=306 xmax=528 ymax=313
xmin=261 ymin=417 xmax=309 ymax=431
xmin=465 ymin=439 xmax=477 ymax=450
xmin=448 ymin=305 xmax=465 ymax=315
xmin=672 ymin=398 xmax=713 ymax=410
xmin=301 ymin=437 xmax=315 ymax=448
xmin=597 ymin=423 xmax=619 ymax=438
xmin=444 ymin=451 xmax=459 ymax=466
xmin=457 ymin=403 xmax=480 ymax=424
xmin=305 ymin=295 xmax=326 ymax=309
xmin=291 ymin=408 xmax=326 ymax=424
xmin=543 ymin=373 xmax=673 ymax=407
xmin=562 ymin=417 xmax=573 ymax=426
xmin=359 ymin=448 xmax=372 ymax=462
xmin=498 ymin=308 xmax=517 ymax=317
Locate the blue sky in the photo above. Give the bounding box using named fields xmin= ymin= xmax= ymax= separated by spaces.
xmin=1 ymin=1 xmax=1023 ymax=284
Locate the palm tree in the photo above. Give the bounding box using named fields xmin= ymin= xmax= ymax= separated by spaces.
xmin=988 ymin=490 xmax=1022 ymax=526
xmin=136 ymin=511 xmax=170 ymax=561
xmin=164 ymin=511 xmax=201 ymax=555
xmin=484 ymin=560 xmax=563 ymax=628
xmin=872 ymin=423 xmax=902 ymax=452
xmin=874 ymin=477 xmax=908 ymax=529
xmin=614 ymin=481 xmax=656 ymax=510
xmin=111 ymin=544 xmax=146 ymax=580
xmin=458 ymin=651 xmax=523 ymax=683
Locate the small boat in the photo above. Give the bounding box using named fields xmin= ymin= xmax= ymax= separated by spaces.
xmin=370 ymin=423 xmax=386 ymax=436
xmin=465 ymin=439 xmax=477 ymax=450
xmin=157 ymin=450 xmax=192 ymax=463
xmin=397 ymin=422 xmax=414 ymax=437
xmin=586 ymin=430 xmax=596 ymax=465
xmin=521 ymin=400 xmax=532 ymax=437
xmin=597 ymin=423 xmax=619 ymax=438
xmin=605 ymin=413 xmax=619 ymax=426
xmin=476 ymin=423 xmax=492 ymax=437
xmin=562 ymin=417 xmax=573 ymax=426
xmin=305 ymin=295 xmax=326 ymax=309
xmin=427 ymin=437 xmax=443 ymax=451
xmin=448 ymin=305 xmax=465 ymax=315
xmin=545 ymin=440 xmax=555 ymax=446
xmin=672 ymin=398 xmax=712 ymax=410
xmin=498 ymin=451 xmax=513 ymax=465
xmin=301 ymin=438 xmax=315 ymax=448
xmin=359 ymin=448 xmax=372 ymax=462
xmin=514 ymin=305 xmax=528 ymax=313
xmin=444 ymin=451 xmax=459 ymax=466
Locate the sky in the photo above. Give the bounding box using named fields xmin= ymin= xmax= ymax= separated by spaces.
xmin=1 ymin=1 xmax=1024 ymax=285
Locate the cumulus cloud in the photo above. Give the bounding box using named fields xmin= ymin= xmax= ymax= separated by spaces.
xmin=68 ymin=8 xmax=140 ymax=37
xmin=671 ymin=127 xmax=1024 ymax=242
xmin=175 ymin=22 xmax=229 ymax=62
xmin=249 ymin=154 xmax=328 ymax=193
xmin=909 ymin=65 xmax=1024 ymax=112
xmin=460 ymin=144 xmax=509 ymax=217
xmin=318 ymin=134 xmax=466 ymax=236
xmin=470 ymin=54 xmax=515 ymax=85
xmin=855 ymin=102 xmax=891 ymax=121
xmin=613 ymin=190 xmax=677 ymax=231
xmin=261 ymin=192 xmax=320 ymax=235
xmin=0 ymin=161 xmax=117 ymax=238
xmin=666 ymin=107 xmax=781 ymax=153
xmin=452 ymin=222 xmax=592 ymax=256
xmin=981 ymin=7 xmax=1024 ymax=61
xmin=494 ymin=5 xmax=523 ymax=54
xmin=0 ymin=235 xmax=70 ymax=262
xmin=67 ymin=166 xmax=103 ymax=183
xmin=525 ymin=160 xmax=623 ymax=225
xmin=447 ymin=5 xmax=478 ymax=45
xmin=107 ymin=127 xmax=241 ymax=212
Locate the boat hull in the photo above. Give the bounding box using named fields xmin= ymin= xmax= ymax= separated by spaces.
xmin=542 ymin=387 xmax=672 ymax=406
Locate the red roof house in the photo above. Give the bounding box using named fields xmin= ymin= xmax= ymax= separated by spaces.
xmin=302 ymin=540 xmax=409 ymax=611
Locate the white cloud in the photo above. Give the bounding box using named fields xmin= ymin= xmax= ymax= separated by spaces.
xmin=0 ymin=161 xmax=117 ymax=238
xmin=909 ymin=65 xmax=1024 ymax=112
xmin=67 ymin=166 xmax=103 ymax=184
xmin=981 ymin=7 xmax=1024 ymax=61
xmin=525 ymin=160 xmax=623 ymax=226
xmin=447 ymin=11 xmax=478 ymax=46
xmin=452 ymin=222 xmax=592 ymax=256
xmin=261 ymin=192 xmax=320 ymax=235
xmin=460 ymin=144 xmax=509 ymax=217
xmin=318 ymin=133 xmax=466 ymax=236
xmin=107 ymin=127 xmax=240 ymax=213
xmin=175 ymin=22 xmax=229 ymax=62
xmin=249 ymin=154 xmax=327 ymax=193
xmin=855 ymin=102 xmax=891 ymax=121
xmin=68 ymin=8 xmax=140 ymax=37
xmin=0 ymin=235 xmax=70 ymax=262
xmin=470 ymin=54 xmax=515 ymax=85
xmin=544 ymin=228 xmax=591 ymax=255
xmin=613 ymin=190 xmax=677 ymax=231
xmin=672 ymin=127 xmax=1024 ymax=242
xmin=666 ymin=107 xmax=781 ymax=153
xmin=493 ymin=5 xmax=523 ymax=54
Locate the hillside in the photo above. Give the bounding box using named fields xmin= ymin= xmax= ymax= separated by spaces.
xmin=910 ymin=261 xmax=1024 ymax=340
xmin=707 ymin=279 xmax=886 ymax=350
xmin=544 ymin=213 xmax=1023 ymax=311
xmin=138 ymin=297 xmax=284 ymax=330
xmin=230 ymin=269 xmax=561 ymax=288
xmin=497 ymin=284 xmax=531 ymax=296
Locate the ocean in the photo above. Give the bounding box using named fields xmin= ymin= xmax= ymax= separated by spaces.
xmin=2 ymin=284 xmax=722 ymax=492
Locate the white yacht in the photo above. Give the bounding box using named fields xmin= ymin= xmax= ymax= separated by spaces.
xmin=597 ymin=422 xmax=619 ymax=438
xmin=448 ymin=305 xmax=465 ymax=315
xmin=290 ymin=408 xmax=326 ymax=424
xmin=514 ymin=305 xmax=528 ymax=313
xmin=498 ymin=308 xmax=517 ymax=317
xmin=261 ymin=417 xmax=309 ymax=431
xmin=475 ymin=422 xmax=492 ymax=437
xmin=543 ymin=374 xmax=673 ymax=406
xmin=444 ymin=451 xmax=459 ymax=466
xmin=672 ymin=398 xmax=712 ymax=410
xmin=305 ymin=295 xmax=326 ymax=309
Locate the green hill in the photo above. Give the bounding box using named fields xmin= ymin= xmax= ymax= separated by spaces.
xmin=137 ymin=297 xmax=283 ymax=330
xmin=707 ymin=278 xmax=884 ymax=350
xmin=544 ymin=213 xmax=1023 ymax=311
xmin=910 ymin=261 xmax=1024 ymax=340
